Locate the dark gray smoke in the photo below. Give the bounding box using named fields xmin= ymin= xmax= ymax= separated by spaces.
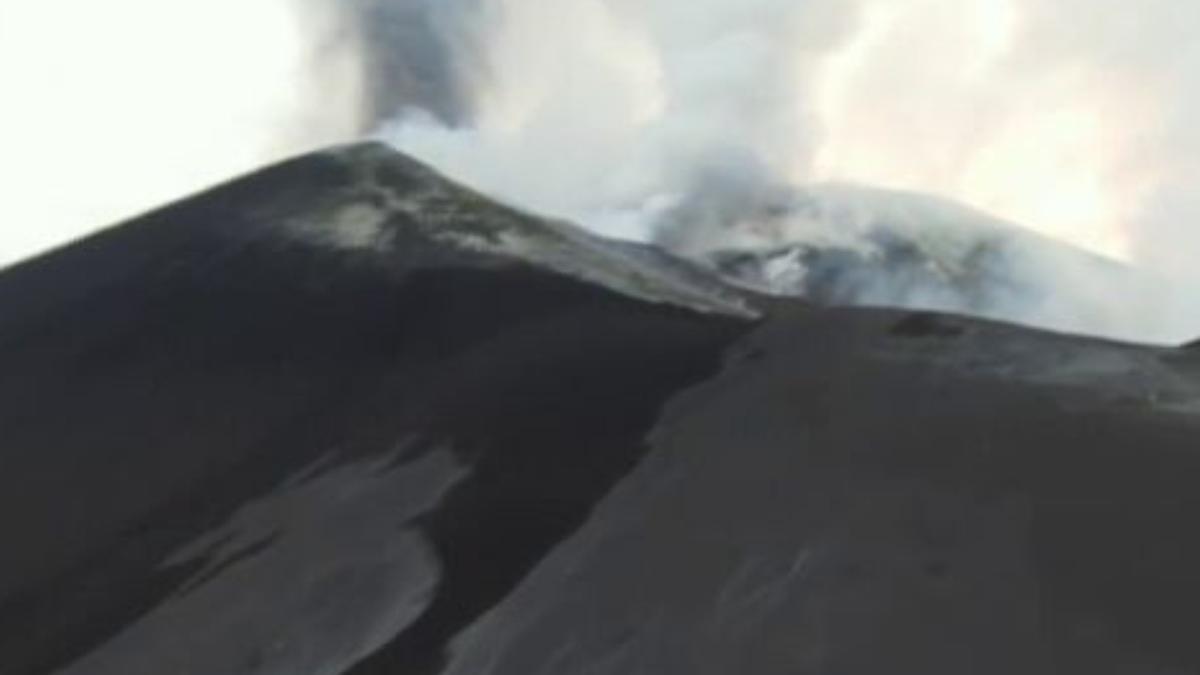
xmin=349 ymin=0 xmax=471 ymax=126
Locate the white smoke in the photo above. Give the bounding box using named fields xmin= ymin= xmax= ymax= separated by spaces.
xmin=0 ymin=0 xmax=365 ymax=268
xmin=380 ymin=0 xmax=852 ymax=241
xmin=378 ymin=0 xmax=1200 ymax=344
xmin=6 ymin=0 xmax=1198 ymax=343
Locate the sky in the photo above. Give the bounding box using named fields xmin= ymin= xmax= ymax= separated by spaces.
xmin=2 ymin=0 xmax=1199 ymax=340
xmin=0 ymin=0 xmax=363 ymax=266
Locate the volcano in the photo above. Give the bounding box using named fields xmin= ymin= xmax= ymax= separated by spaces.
xmin=2 ymin=144 xmax=1200 ymax=675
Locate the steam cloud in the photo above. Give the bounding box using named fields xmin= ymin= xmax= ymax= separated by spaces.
xmin=374 ymin=0 xmax=1200 ymax=344
xmin=5 ymin=0 xmax=1200 ymax=343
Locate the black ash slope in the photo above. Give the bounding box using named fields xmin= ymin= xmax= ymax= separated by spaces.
xmin=2 ymin=144 xmax=1200 ymax=675
xmin=427 ymin=308 xmax=1200 ymax=675
xmin=0 ymin=144 xmax=753 ymax=674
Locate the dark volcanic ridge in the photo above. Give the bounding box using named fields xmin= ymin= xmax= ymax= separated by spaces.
xmin=2 ymin=143 xmax=1200 ymax=675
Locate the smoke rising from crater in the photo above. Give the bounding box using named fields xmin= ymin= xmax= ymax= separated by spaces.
xmin=380 ymin=0 xmax=851 ymax=242
xmin=377 ymin=0 xmax=1200 ymax=343
xmin=5 ymin=1 xmax=1200 ymax=343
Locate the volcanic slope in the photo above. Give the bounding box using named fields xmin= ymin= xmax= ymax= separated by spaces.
xmin=0 ymin=144 xmax=1199 ymax=675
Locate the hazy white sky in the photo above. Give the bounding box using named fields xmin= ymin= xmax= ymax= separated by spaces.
xmin=0 ymin=0 xmax=362 ymax=268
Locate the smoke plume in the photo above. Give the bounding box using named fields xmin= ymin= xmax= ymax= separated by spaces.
xmin=5 ymin=0 xmax=1200 ymax=343
xmin=378 ymin=0 xmax=1200 ymax=344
